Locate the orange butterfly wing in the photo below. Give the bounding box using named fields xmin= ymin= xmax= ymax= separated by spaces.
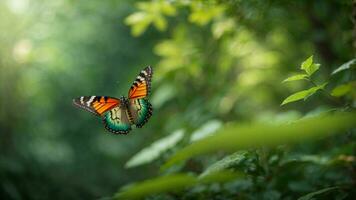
xmin=73 ymin=96 xmax=120 ymax=116
xmin=128 ymin=66 xmax=153 ymax=99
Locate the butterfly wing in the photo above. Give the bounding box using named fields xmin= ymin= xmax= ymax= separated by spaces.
xmin=128 ymin=98 xmax=153 ymax=128
xmin=128 ymin=66 xmax=153 ymax=99
xmin=102 ymin=105 xmax=132 ymax=134
xmin=73 ymin=96 xmax=120 ymax=116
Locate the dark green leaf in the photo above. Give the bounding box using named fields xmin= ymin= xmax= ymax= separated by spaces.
xmin=199 ymin=151 xmax=247 ymax=177
xmin=298 ymin=187 xmax=339 ymax=200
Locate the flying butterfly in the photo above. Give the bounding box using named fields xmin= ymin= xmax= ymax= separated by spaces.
xmin=73 ymin=66 xmax=153 ymax=134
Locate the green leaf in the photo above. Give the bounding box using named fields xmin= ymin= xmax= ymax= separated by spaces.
xmin=331 ymin=83 xmax=354 ymax=97
xmin=115 ymin=171 xmax=243 ymax=199
xmin=114 ymin=174 xmax=197 ymax=199
xmin=282 ymin=74 xmax=308 ymax=83
xmin=298 ymin=187 xmax=339 ymax=200
xmin=199 ymin=151 xmax=247 ymax=178
xmin=332 ymin=58 xmax=356 ymax=75
xmin=125 ymin=130 xmax=184 ymax=168
xmin=161 ymin=112 xmax=356 ymax=170
xmin=153 ymin=15 xmax=167 ymax=31
xmin=300 ymin=56 xmax=313 ymax=71
xmin=281 ymin=83 xmax=327 ymax=105
xmin=307 ymin=63 xmax=320 ymax=76
xmin=300 ymin=56 xmax=320 ymax=76
xmin=190 ymin=120 xmax=222 ymax=142
xmin=198 ymin=170 xmax=244 ymax=184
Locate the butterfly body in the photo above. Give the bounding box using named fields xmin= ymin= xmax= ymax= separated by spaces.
xmin=73 ymin=66 xmax=153 ymax=134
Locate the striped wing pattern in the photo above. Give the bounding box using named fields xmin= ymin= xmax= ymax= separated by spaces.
xmin=128 ymin=66 xmax=153 ymax=99
xmin=73 ymin=96 xmax=120 ymax=116
xmin=73 ymin=66 xmax=153 ymax=134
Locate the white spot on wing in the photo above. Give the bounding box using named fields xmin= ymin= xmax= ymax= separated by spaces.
xmin=87 ymin=96 xmax=95 ymax=106
xmin=80 ymin=96 xmax=84 ymax=104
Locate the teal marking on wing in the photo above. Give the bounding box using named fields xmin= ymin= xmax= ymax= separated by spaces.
xmin=129 ymin=98 xmax=153 ymax=128
xmin=102 ymin=106 xmax=132 ymax=134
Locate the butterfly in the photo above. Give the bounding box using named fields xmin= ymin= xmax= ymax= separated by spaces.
xmin=73 ymin=66 xmax=153 ymax=134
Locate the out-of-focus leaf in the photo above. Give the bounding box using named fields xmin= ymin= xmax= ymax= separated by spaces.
xmin=332 ymin=58 xmax=356 ymax=75
xmin=280 ymin=155 xmax=331 ymax=166
xmin=151 ymin=84 xmax=176 ymax=108
xmin=198 ymin=170 xmax=245 ymax=183
xmin=115 ymin=171 xmax=243 ymax=199
xmin=125 ymin=1 xmax=176 ymax=36
xmin=200 ymin=151 xmax=247 ymax=177
xmin=298 ymin=187 xmax=339 ymax=200
xmin=190 ymin=120 xmax=222 ymax=142
xmin=281 ymin=83 xmax=327 ymax=105
xmin=125 ymin=12 xmax=151 ymax=36
xmin=153 ymin=15 xmax=167 ymax=31
xmin=162 ymin=112 xmax=356 ymax=170
xmin=125 ymin=130 xmax=184 ymax=168
xmin=189 ymin=2 xmax=225 ymax=26
xmin=331 ymin=83 xmax=354 ymax=97
xmin=282 ymin=74 xmax=308 ymax=83
xmin=114 ymin=174 xmax=197 ymax=200
xmin=212 ymin=18 xmax=235 ymax=38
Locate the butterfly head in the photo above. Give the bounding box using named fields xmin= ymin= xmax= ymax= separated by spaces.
xmin=119 ymin=96 xmax=129 ymax=106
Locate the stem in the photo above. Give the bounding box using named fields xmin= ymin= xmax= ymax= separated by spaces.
xmin=307 ymin=78 xmax=344 ymax=106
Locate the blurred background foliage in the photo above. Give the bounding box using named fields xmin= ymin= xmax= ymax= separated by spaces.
xmin=0 ymin=0 xmax=355 ymax=199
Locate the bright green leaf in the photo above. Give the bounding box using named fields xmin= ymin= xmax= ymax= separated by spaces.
xmin=153 ymin=15 xmax=167 ymax=31
xmin=307 ymin=63 xmax=320 ymax=76
xmin=331 ymin=83 xmax=354 ymax=97
xmin=281 ymin=90 xmax=312 ymax=105
xmin=300 ymin=55 xmax=313 ymax=71
xmin=125 ymin=12 xmax=147 ymax=25
xmin=281 ymin=83 xmax=327 ymax=105
xmin=282 ymin=74 xmax=308 ymax=83
xmin=161 ymin=112 xmax=356 ymax=170
xmin=298 ymin=187 xmax=339 ymax=200
xmin=125 ymin=130 xmax=184 ymax=168
xmin=300 ymin=56 xmax=320 ymax=76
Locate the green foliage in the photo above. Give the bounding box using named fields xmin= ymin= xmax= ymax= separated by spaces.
xmin=297 ymin=187 xmax=339 ymax=200
xmin=332 ymin=58 xmax=356 ymax=75
xmin=115 ymin=171 xmax=244 ymax=199
xmin=1 ymin=0 xmax=355 ymax=199
xmin=115 ymin=174 xmax=197 ymax=199
xmin=282 ymin=74 xmax=308 ymax=83
xmin=281 ymin=83 xmax=328 ymax=105
xmin=125 ymin=130 xmax=184 ymax=168
xmin=281 ymin=56 xmax=335 ymax=106
xmin=300 ymin=56 xmax=320 ymax=76
xmin=199 ymin=151 xmax=248 ymax=178
xmin=125 ymin=1 xmax=176 ymax=36
xmin=162 ymin=112 xmax=355 ymax=169
xmin=331 ymin=83 xmax=354 ymax=97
